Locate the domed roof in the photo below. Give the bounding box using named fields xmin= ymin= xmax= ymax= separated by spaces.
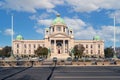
xmin=16 ymin=35 xmax=24 ymax=40
xmin=52 ymin=14 xmax=65 ymax=25
xmin=93 ymin=35 xmax=100 ymax=40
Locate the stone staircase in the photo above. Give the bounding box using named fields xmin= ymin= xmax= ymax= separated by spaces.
xmin=49 ymin=53 xmax=70 ymax=60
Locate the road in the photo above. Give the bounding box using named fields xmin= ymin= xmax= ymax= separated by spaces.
xmin=0 ymin=65 xmax=120 ymax=80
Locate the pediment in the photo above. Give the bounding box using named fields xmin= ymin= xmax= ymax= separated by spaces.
xmin=49 ymin=33 xmax=70 ymax=38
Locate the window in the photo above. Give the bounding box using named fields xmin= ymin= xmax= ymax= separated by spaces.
xmin=17 ymin=49 xmax=19 ymax=54
xmin=57 ymin=27 xmax=61 ymax=31
xmin=91 ymin=50 xmax=93 ymax=54
xmin=63 ymin=28 xmax=65 ymax=32
xmin=17 ymin=44 xmax=19 ymax=48
xmin=24 ymin=44 xmax=26 ymax=48
xmin=29 ymin=50 xmax=31 ymax=53
xmin=86 ymin=45 xmax=88 ymax=48
xmin=86 ymin=50 xmax=88 ymax=54
xmin=34 ymin=44 xmax=36 ymax=48
xmin=98 ymin=50 xmax=100 ymax=54
xmin=24 ymin=50 xmax=26 ymax=53
xmin=91 ymin=45 xmax=93 ymax=48
xmin=53 ymin=27 xmax=54 ymax=32
xmin=98 ymin=44 xmax=100 ymax=48
xmin=29 ymin=44 xmax=31 ymax=48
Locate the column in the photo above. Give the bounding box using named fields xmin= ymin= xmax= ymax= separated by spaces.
xmin=54 ymin=40 xmax=56 ymax=54
xmin=63 ymin=40 xmax=65 ymax=53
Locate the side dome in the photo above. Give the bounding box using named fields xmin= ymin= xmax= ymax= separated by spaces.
xmin=93 ymin=35 xmax=100 ymax=40
xmin=16 ymin=35 xmax=24 ymax=40
xmin=52 ymin=14 xmax=65 ymax=25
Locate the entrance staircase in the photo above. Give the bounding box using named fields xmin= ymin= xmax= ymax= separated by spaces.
xmin=49 ymin=53 xmax=70 ymax=60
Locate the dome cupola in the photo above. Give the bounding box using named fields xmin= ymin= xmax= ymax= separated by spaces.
xmin=16 ymin=35 xmax=24 ymax=40
xmin=93 ymin=35 xmax=100 ymax=40
xmin=52 ymin=14 xmax=65 ymax=25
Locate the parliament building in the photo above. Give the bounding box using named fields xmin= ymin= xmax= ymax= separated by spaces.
xmin=13 ymin=15 xmax=104 ymax=59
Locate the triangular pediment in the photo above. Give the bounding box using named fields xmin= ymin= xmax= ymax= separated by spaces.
xmin=49 ymin=33 xmax=70 ymax=38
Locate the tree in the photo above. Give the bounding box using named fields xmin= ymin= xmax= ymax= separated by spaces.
xmin=0 ymin=46 xmax=11 ymax=57
xmin=104 ymin=47 xmax=114 ymax=58
xmin=35 ymin=46 xmax=48 ymax=58
xmin=35 ymin=46 xmax=42 ymax=57
xmin=73 ymin=44 xmax=85 ymax=58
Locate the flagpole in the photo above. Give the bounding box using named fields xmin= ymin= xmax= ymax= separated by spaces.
xmin=11 ymin=15 xmax=13 ymax=51
xmin=113 ymin=16 xmax=117 ymax=58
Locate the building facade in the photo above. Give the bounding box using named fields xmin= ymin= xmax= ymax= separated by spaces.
xmin=13 ymin=15 xmax=104 ymax=59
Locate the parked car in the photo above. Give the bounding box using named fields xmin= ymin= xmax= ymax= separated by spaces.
xmin=91 ymin=61 xmax=97 ymax=65
xmin=53 ymin=57 xmax=57 ymax=62
xmin=110 ymin=60 xmax=117 ymax=65
xmin=65 ymin=57 xmax=72 ymax=65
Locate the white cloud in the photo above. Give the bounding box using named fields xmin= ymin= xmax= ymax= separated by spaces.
xmin=109 ymin=10 xmax=120 ymax=24
xmin=36 ymin=28 xmax=44 ymax=34
xmin=66 ymin=0 xmax=120 ymax=13
xmin=0 ymin=0 xmax=55 ymax=13
xmin=37 ymin=19 xmax=52 ymax=26
xmin=4 ymin=28 xmax=14 ymax=36
xmin=64 ymin=17 xmax=86 ymax=31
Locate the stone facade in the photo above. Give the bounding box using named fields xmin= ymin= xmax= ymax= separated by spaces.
xmin=13 ymin=15 xmax=104 ymax=59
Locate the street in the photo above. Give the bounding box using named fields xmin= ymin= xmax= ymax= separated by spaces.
xmin=0 ymin=66 xmax=120 ymax=80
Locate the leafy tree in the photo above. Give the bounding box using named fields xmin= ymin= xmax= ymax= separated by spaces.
xmin=104 ymin=47 xmax=114 ymax=58
xmin=73 ymin=44 xmax=85 ymax=58
xmin=35 ymin=46 xmax=48 ymax=58
xmin=0 ymin=46 xmax=11 ymax=57
xmin=35 ymin=46 xmax=42 ymax=57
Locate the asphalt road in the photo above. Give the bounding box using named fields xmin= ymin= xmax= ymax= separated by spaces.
xmin=0 ymin=65 xmax=120 ymax=80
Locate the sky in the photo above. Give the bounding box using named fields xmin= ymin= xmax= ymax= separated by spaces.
xmin=0 ymin=0 xmax=120 ymax=48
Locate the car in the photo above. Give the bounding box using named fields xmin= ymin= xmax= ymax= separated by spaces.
xmin=65 ymin=57 xmax=72 ymax=65
xmin=110 ymin=60 xmax=117 ymax=65
xmin=66 ymin=57 xmax=72 ymax=61
xmin=39 ymin=57 xmax=44 ymax=61
xmin=91 ymin=61 xmax=97 ymax=65
xmin=53 ymin=57 xmax=57 ymax=62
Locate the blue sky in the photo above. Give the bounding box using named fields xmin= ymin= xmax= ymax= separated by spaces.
xmin=0 ymin=0 xmax=120 ymax=48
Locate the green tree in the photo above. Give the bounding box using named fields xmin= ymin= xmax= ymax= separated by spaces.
xmin=73 ymin=44 xmax=85 ymax=58
xmin=35 ymin=46 xmax=48 ymax=58
xmin=104 ymin=47 xmax=114 ymax=58
xmin=1 ymin=46 xmax=11 ymax=57
xmin=35 ymin=46 xmax=42 ymax=57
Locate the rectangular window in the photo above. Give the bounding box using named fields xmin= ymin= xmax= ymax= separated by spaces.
xmin=91 ymin=50 xmax=93 ymax=54
xmin=29 ymin=44 xmax=31 ymax=48
xmin=86 ymin=45 xmax=88 ymax=48
xmin=98 ymin=50 xmax=100 ymax=54
xmin=91 ymin=45 xmax=93 ymax=48
xmin=57 ymin=27 xmax=61 ymax=31
xmin=34 ymin=44 xmax=36 ymax=48
xmin=24 ymin=44 xmax=26 ymax=48
xmin=86 ymin=50 xmax=88 ymax=54
xmin=98 ymin=44 xmax=100 ymax=48
xmin=17 ymin=44 xmax=19 ymax=48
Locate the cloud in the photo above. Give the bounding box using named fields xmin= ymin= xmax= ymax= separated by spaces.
xmin=0 ymin=0 xmax=55 ymax=13
xmin=4 ymin=28 xmax=14 ymax=36
xmin=36 ymin=28 xmax=44 ymax=34
xmin=64 ymin=17 xmax=86 ymax=31
xmin=109 ymin=10 xmax=120 ymax=24
xmin=66 ymin=0 xmax=120 ymax=13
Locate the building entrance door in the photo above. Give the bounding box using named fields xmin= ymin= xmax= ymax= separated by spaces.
xmin=56 ymin=42 xmax=62 ymax=54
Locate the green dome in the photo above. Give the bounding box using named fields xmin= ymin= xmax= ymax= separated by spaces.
xmin=16 ymin=35 xmax=24 ymax=40
xmin=52 ymin=14 xmax=65 ymax=25
xmin=93 ymin=35 xmax=100 ymax=40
